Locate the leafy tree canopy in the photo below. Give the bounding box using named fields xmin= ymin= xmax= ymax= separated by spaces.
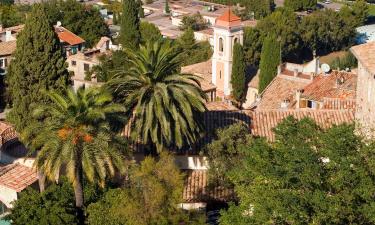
xmin=217 ymin=117 xmax=375 ymax=224
xmin=87 ymin=153 xmax=206 ymax=225
xmin=43 ymin=0 xmax=109 ymax=47
xmin=140 ymin=21 xmax=162 ymax=44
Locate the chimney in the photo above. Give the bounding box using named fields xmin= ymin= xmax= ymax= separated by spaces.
xmin=280 ymin=99 xmax=290 ymax=109
xmin=5 ymin=30 xmax=12 ymax=42
xmin=295 ymin=89 xmax=303 ymax=109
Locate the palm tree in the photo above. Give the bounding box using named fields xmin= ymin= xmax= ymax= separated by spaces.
xmin=106 ymin=40 xmax=207 ymax=152
xmin=22 ymin=87 xmax=128 ymax=224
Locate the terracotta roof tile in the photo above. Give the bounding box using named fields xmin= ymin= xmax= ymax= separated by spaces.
xmin=182 ymin=170 xmax=235 ymax=203
xmin=249 ymin=110 xmax=355 ymax=141
xmin=0 ymin=41 xmax=16 ymax=56
xmin=0 ymin=163 xmax=38 ymax=192
xmin=215 ymin=10 xmax=241 ymax=28
xmin=256 ymin=75 xmax=310 ymax=110
xmin=205 ymin=101 xmax=237 ymax=111
xmin=302 ymin=71 xmax=357 ymax=102
xmin=351 ymin=42 xmax=375 ymax=75
xmin=181 ymin=60 xmax=216 ymax=92
xmin=54 ymin=26 xmax=85 ymax=46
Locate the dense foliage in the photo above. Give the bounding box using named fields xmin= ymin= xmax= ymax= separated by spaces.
xmin=140 ymin=21 xmax=162 ymax=44
xmin=180 ymin=13 xmax=208 ymax=31
xmin=6 ymin=4 xmax=69 ymax=131
xmin=231 ymin=43 xmax=246 ymax=105
xmin=44 ymin=0 xmax=109 ymax=47
xmin=258 ymin=35 xmax=280 ymax=92
xmin=284 ymin=0 xmax=317 ymax=11
xmin=87 ymin=153 xmax=205 ymax=225
xmin=175 ymin=28 xmax=213 ymax=66
xmin=329 ymin=52 xmax=358 ymax=71
xmin=0 ymin=4 xmax=29 ymax=27
xmin=6 ymin=179 xmax=105 ymax=225
xmin=216 ymin=118 xmax=375 ymax=224
xmin=119 ymin=0 xmax=141 ymax=49
xmin=106 ymin=40 xmax=207 ymax=152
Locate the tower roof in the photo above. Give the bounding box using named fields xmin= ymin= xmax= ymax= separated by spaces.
xmin=215 ymin=9 xmax=242 ymax=28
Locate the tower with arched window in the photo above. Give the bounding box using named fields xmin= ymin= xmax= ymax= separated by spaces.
xmin=212 ymin=10 xmax=244 ymax=97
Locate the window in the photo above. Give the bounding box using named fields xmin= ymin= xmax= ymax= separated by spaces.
xmin=84 ymin=63 xmax=90 ymax=72
xmin=307 ymin=100 xmax=317 ymax=109
xmin=234 ymin=37 xmax=238 ymax=44
xmin=71 ymin=61 xmax=77 ymax=66
xmin=0 ymin=58 xmax=7 ymax=68
xmin=219 ymin=37 xmax=224 ymax=52
xmin=219 ymin=70 xmax=222 ymax=79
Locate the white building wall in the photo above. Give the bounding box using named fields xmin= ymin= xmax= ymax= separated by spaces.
xmin=0 ymin=185 xmax=17 ymax=208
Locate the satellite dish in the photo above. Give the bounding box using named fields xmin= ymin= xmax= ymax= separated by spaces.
xmin=321 ymin=63 xmax=331 ymax=74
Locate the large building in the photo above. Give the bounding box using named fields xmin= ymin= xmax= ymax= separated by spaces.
xmin=351 ymin=41 xmax=375 ymax=137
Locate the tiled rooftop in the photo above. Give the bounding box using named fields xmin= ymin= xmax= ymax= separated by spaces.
xmin=250 ymin=110 xmax=355 ymax=141
xmin=0 ymin=163 xmax=38 ymax=192
xmin=302 ymin=71 xmax=357 ymax=102
xmin=181 ymin=60 xmax=216 ymax=92
xmin=205 ymin=101 xmax=237 ymax=111
xmin=54 ymin=26 xmax=85 ymax=46
xmin=255 ymin=74 xmax=310 ymax=110
xmin=351 ymin=42 xmax=375 ymax=75
xmin=0 ymin=41 xmax=16 ymax=56
xmin=182 ymin=170 xmax=235 ymax=203
xmin=215 ymin=10 xmax=241 ymax=28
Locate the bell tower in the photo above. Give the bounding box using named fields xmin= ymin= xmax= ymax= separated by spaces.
xmin=212 ymin=10 xmax=244 ymax=96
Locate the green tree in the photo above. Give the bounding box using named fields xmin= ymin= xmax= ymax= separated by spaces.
xmin=219 ymin=117 xmax=375 ymax=224
xmin=243 ymin=27 xmax=263 ymax=65
xmin=6 ymin=178 xmax=105 ymax=225
xmin=6 ymin=4 xmax=69 ymax=131
xmin=106 ymin=40 xmax=207 ymax=152
xmin=284 ymin=0 xmax=317 ymax=11
xmin=0 ymin=5 xmax=26 ymax=27
xmin=44 ymin=0 xmax=109 ymax=48
xmin=87 ymin=153 xmax=205 ymax=225
xmin=258 ymin=35 xmax=280 ymax=92
xmin=22 ymin=87 xmax=128 ymax=224
xmin=140 ymin=21 xmax=162 ymax=44
xmin=138 ymin=0 xmax=144 ymax=18
xmin=120 ymin=0 xmax=141 ymax=50
xmin=231 ymin=43 xmax=246 ymax=105
xmin=180 ymin=13 xmax=208 ymax=31
xmin=350 ymin=0 xmax=369 ymax=26
xmin=329 ymin=51 xmax=357 ymax=71
xmin=176 ymin=28 xmax=212 ymax=66
xmin=257 ymin=7 xmax=301 ymax=60
xmin=164 ymin=0 xmax=170 ymax=14
xmin=206 ymin=123 xmax=252 ymax=187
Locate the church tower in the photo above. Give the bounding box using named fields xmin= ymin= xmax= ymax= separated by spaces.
xmin=212 ymin=10 xmax=244 ymax=96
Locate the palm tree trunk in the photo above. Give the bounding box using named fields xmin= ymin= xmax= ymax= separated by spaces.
xmin=74 ymin=155 xmax=85 ymax=225
xmin=37 ymin=171 xmax=46 ymax=192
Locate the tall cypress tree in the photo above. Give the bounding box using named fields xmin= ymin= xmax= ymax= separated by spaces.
xmin=231 ymin=43 xmax=246 ymax=105
xmin=258 ymin=35 xmax=280 ymax=93
xmin=6 ymin=4 xmax=69 ymax=131
xmin=120 ymin=0 xmax=140 ymax=50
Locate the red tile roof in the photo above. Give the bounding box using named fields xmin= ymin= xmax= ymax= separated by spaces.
xmin=351 ymin=42 xmax=375 ymax=75
xmin=301 ymin=71 xmax=357 ymax=102
xmin=250 ymin=110 xmax=355 ymax=141
xmin=0 ymin=40 xmax=16 ymax=56
xmin=181 ymin=60 xmax=216 ymax=92
xmin=182 ymin=170 xmax=235 ymax=203
xmin=206 ymin=101 xmax=237 ymax=111
xmin=255 ymin=74 xmax=310 ymax=110
xmin=0 ymin=163 xmax=38 ymax=192
xmin=215 ymin=10 xmax=241 ymax=28
xmin=54 ymin=26 xmax=85 ymax=46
